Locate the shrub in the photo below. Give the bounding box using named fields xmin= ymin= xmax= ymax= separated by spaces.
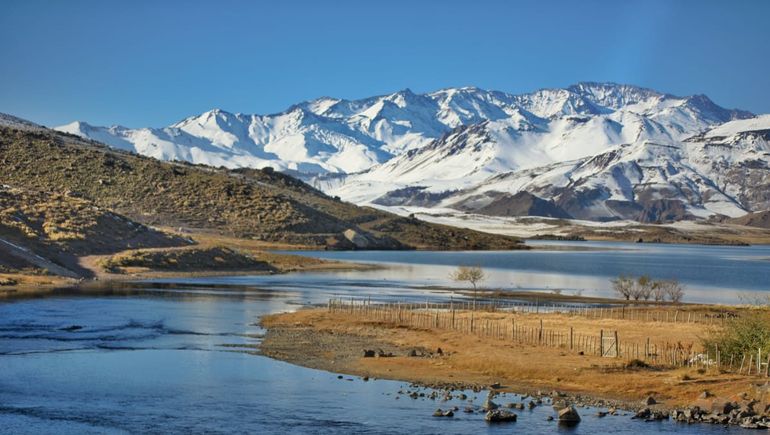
xmin=703 ymin=311 xmax=770 ymax=361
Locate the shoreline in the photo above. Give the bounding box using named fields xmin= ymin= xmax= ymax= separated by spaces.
xmin=259 ymin=306 xmax=769 ymax=426
xmin=258 ymin=324 xmax=643 ymax=412
xmin=0 ymin=256 xmax=379 ymax=299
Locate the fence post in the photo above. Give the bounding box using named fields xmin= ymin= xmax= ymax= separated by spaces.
xmin=600 ymin=330 xmax=604 ymax=356
xmin=570 ymin=327 xmax=573 ymax=350
xmin=539 ymin=319 xmax=543 ymax=343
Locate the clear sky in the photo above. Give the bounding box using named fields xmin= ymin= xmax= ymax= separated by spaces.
xmin=1 ymin=0 xmax=769 ymax=128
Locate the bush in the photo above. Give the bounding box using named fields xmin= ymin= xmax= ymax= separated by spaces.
xmin=703 ymin=311 xmax=770 ymax=361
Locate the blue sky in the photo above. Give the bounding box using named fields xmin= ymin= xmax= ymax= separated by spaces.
xmin=1 ymin=0 xmax=769 ymax=128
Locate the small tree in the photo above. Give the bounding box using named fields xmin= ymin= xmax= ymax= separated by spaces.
xmin=612 ymin=275 xmax=634 ymax=300
xmin=651 ymin=281 xmax=666 ymax=302
xmin=633 ymin=275 xmax=653 ymax=301
xmin=660 ymin=280 xmax=685 ymax=304
xmin=450 ymin=266 xmax=486 ymax=310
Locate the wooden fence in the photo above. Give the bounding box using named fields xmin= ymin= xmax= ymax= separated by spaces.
xmin=378 ymin=298 xmax=730 ymax=325
xmin=327 ymin=298 xmax=766 ymax=375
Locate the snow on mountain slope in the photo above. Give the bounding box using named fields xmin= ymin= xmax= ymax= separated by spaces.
xmin=367 ymin=116 xmax=767 ymax=222
xmin=320 ymin=87 xmax=766 ymax=222
xmin=54 ymin=82 xmax=765 ymax=222
xmin=701 ymin=114 xmax=770 ymax=138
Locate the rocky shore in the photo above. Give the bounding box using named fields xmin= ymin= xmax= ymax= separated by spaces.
xmin=260 ymin=310 xmax=770 ymax=430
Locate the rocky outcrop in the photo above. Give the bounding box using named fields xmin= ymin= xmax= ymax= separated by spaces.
xmin=454 ymin=191 xmax=572 ymax=219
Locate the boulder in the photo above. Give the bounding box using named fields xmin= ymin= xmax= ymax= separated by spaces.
xmin=633 ymin=408 xmax=651 ymax=419
xmin=711 ymin=399 xmax=735 ymax=415
xmin=485 ymin=409 xmax=518 ymax=423
xmin=483 ymin=392 xmax=499 ymax=410
xmin=643 ymin=396 xmax=657 ymax=406
xmin=557 ymin=406 xmax=581 ymax=423
xmin=432 ymin=408 xmax=454 ymax=417
xmin=647 ymin=410 xmax=669 ymax=421
xmin=362 ymin=349 xmax=375 ymax=358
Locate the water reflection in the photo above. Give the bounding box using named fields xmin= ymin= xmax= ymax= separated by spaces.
xmin=1 ymin=241 xmax=767 ymax=433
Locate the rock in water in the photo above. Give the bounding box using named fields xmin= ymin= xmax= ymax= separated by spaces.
xmin=432 ymin=408 xmax=454 ymax=418
xmin=558 ymin=406 xmax=581 ymax=424
xmin=485 ymin=410 xmax=518 ymax=423
xmin=483 ymin=391 xmax=499 ymax=410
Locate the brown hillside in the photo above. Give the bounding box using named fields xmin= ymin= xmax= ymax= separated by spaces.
xmin=0 ymin=126 xmax=525 ymax=250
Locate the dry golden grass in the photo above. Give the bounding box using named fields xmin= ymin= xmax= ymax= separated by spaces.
xmin=263 ymin=308 xmax=756 ymax=408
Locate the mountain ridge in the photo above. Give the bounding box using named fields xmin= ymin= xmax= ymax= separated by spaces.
xmin=52 ymin=82 xmax=767 ymax=223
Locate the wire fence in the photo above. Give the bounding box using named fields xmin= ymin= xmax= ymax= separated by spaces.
xmin=327 ymin=297 xmax=767 ymax=376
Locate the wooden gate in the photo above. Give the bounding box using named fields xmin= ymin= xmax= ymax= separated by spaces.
xmin=601 ymin=330 xmax=619 ymax=358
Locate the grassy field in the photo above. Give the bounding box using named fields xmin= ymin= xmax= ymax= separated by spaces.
xmin=261 ymin=305 xmax=765 ymax=409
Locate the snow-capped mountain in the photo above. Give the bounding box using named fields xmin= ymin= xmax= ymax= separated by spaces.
xmin=56 ymin=82 xmax=768 ymax=222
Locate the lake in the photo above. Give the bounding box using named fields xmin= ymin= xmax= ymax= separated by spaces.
xmin=1 ymin=241 xmax=766 ymax=433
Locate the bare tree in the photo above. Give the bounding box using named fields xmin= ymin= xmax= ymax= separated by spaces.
xmin=450 ymin=266 xmax=486 ymax=310
xmin=651 ymin=281 xmax=666 ymax=302
xmin=637 ymin=275 xmax=653 ymax=301
xmin=660 ymin=280 xmax=685 ymax=304
xmin=612 ymin=275 xmax=634 ymax=300
xmin=614 ymin=275 xmax=684 ymax=304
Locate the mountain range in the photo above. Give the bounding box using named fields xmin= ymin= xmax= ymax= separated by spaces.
xmin=55 ymin=83 xmax=770 ymax=223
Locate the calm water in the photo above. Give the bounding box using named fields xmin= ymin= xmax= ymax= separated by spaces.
xmin=276 ymin=240 xmax=770 ymax=304
xmin=1 ymin=241 xmax=767 ymax=433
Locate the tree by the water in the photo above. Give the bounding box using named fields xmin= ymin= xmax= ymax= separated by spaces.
xmin=450 ymin=266 xmax=486 ymax=310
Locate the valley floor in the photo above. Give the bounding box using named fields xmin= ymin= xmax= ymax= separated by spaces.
xmin=380 ymin=206 xmax=770 ymax=245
